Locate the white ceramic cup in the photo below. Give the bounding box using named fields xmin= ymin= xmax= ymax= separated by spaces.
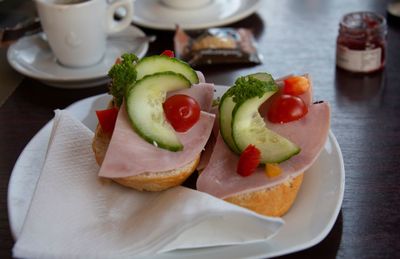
xmin=35 ymin=0 xmax=133 ymax=67
xmin=161 ymin=0 xmax=212 ymax=9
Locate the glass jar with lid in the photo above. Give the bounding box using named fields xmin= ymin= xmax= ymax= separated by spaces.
xmin=336 ymin=11 xmax=387 ymax=73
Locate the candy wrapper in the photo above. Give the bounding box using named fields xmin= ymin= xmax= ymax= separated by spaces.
xmin=174 ymin=26 xmax=262 ymax=67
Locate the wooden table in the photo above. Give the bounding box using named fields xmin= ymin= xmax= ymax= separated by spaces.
xmin=1 ymin=0 xmax=399 ymax=258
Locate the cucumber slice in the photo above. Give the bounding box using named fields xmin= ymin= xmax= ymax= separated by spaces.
xmin=219 ymin=91 xmax=240 ymax=153
xmin=135 ymin=55 xmax=199 ymax=84
xmin=232 ymin=92 xmax=300 ymax=163
xmin=221 ymin=72 xmax=300 ymax=163
xmin=248 ymin=72 xmax=274 ymax=81
xmin=126 ymin=72 xmax=191 ymax=151
xmin=220 ymin=72 xmax=278 ymax=154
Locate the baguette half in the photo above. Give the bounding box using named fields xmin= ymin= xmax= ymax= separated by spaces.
xmin=92 ymin=103 xmax=200 ymax=192
xmin=224 ymin=173 xmax=304 ymax=217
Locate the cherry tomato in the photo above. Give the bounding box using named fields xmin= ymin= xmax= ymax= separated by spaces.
xmin=283 ymin=76 xmax=310 ymax=96
xmin=96 ymin=107 xmax=119 ymax=134
xmin=267 ymin=94 xmax=308 ymax=123
xmin=237 ymin=144 xmax=261 ymax=177
xmin=163 ymin=94 xmax=201 ymax=132
xmin=160 ymin=50 xmax=175 ymax=58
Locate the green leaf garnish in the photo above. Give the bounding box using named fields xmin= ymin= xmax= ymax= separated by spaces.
xmin=108 ymin=53 xmax=139 ymax=107
xmin=228 ymin=74 xmax=278 ymax=104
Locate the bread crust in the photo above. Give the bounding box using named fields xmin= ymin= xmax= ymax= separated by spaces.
xmin=112 ymin=155 xmax=199 ymax=191
xmin=224 ymin=173 xmax=304 ymax=217
xmin=92 ymin=106 xmax=200 ymax=191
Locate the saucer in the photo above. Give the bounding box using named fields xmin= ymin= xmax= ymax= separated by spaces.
xmin=7 ymin=26 xmax=148 ymax=89
xmin=132 ymin=0 xmax=261 ymax=30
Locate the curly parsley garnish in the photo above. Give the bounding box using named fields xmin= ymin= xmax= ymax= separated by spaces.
xmin=225 ymin=73 xmax=278 ymax=105
xmin=108 ymin=53 xmax=139 ymax=107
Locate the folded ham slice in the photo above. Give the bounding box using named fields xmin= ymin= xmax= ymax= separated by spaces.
xmin=197 ymin=102 xmax=330 ymax=199
xmin=196 ymin=71 xmax=206 ymax=84
xmin=99 ymin=106 xmax=215 ymax=178
xmin=168 ymin=71 xmax=214 ymax=112
xmin=168 ymin=82 xmax=214 ymax=112
xmin=99 ymin=81 xmax=215 ymax=178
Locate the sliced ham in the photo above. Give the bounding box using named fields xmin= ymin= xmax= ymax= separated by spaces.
xmin=196 ymin=71 xmax=206 ymax=83
xmin=196 ymin=132 xmax=217 ymax=171
xmin=168 ymin=82 xmax=214 ymax=112
xmin=196 ymin=102 xmax=330 ymax=199
xmin=299 ymin=74 xmax=314 ymax=106
xmin=174 ymin=26 xmax=191 ymax=60
xmin=99 ymin=106 xmax=215 ymax=178
xmin=196 ymin=106 xmax=219 ymax=171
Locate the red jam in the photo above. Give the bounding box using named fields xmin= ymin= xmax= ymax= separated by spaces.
xmin=336 ymin=12 xmax=387 ymax=73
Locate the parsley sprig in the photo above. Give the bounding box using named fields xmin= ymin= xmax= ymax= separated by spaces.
xmin=226 ymin=73 xmax=278 ymax=105
xmin=108 ymin=53 xmax=138 ymax=107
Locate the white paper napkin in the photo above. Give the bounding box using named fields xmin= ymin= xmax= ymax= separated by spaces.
xmin=12 ymin=110 xmax=284 ymax=258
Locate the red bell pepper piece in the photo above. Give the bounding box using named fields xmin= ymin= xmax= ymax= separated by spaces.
xmin=95 ymin=107 xmax=119 ymax=134
xmin=160 ymin=50 xmax=175 ymax=58
xmin=237 ymin=144 xmax=261 ymax=177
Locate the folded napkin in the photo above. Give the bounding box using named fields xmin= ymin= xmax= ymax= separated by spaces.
xmin=13 ymin=110 xmax=284 ymax=258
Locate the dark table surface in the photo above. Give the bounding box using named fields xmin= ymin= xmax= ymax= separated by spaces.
xmin=1 ymin=0 xmax=400 ymax=258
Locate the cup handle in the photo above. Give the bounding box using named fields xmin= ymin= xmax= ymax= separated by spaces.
xmin=106 ymin=0 xmax=134 ymax=34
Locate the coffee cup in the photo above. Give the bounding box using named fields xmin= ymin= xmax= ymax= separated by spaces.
xmin=35 ymin=0 xmax=133 ymax=67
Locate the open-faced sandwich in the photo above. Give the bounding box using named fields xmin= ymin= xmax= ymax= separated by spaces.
xmin=93 ymin=51 xmax=330 ymax=218
xmin=197 ymin=73 xmax=330 ymax=217
xmin=92 ymin=51 xmax=215 ymax=191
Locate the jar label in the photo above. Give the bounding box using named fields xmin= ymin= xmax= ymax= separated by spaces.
xmin=336 ymin=45 xmax=382 ymax=72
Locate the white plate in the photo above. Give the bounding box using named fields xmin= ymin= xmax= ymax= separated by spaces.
xmin=8 ymin=85 xmax=345 ymax=258
xmin=132 ymin=0 xmax=261 ymax=30
xmin=6 ymin=26 xmax=148 ymax=88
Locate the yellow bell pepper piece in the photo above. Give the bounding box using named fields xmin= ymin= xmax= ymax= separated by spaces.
xmin=265 ymin=163 xmax=282 ymax=178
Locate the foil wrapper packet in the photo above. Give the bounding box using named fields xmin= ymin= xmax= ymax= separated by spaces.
xmin=174 ymin=26 xmax=262 ymax=67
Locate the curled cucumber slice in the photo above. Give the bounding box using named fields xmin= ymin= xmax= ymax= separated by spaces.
xmin=126 ymin=72 xmax=191 ymax=151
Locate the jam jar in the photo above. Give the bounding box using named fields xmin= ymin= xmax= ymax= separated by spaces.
xmin=336 ymin=12 xmax=387 ymax=73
